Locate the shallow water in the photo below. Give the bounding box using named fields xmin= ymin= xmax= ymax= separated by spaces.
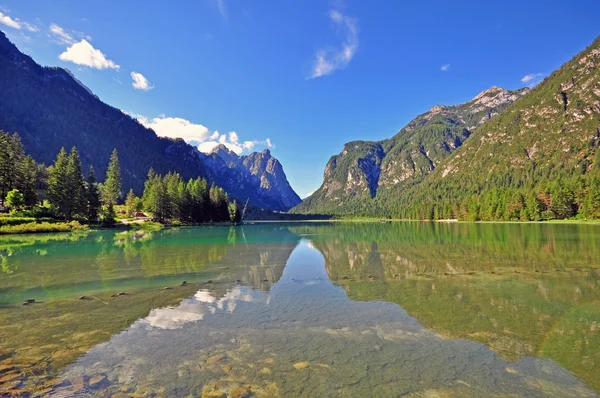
xmin=0 ymin=222 xmax=599 ymax=397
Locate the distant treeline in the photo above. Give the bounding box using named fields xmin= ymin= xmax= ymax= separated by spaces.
xmin=0 ymin=131 xmax=241 ymax=224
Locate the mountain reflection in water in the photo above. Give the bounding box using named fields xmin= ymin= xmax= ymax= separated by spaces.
xmin=0 ymin=222 xmax=599 ymax=397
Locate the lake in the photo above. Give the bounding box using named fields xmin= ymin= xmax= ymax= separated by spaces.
xmin=0 ymin=222 xmax=599 ymax=397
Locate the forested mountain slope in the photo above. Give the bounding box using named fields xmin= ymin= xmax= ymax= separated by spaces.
xmin=0 ymin=31 xmax=205 ymax=195
xmin=294 ymin=36 xmax=600 ymax=220
xmin=0 ymin=30 xmax=300 ymax=211
xmin=293 ymin=86 xmax=528 ymax=215
xmin=377 ymin=35 xmax=600 ymax=220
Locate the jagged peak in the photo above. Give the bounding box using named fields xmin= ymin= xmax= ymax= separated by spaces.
xmin=210 ymin=143 xmax=236 ymax=155
xmin=471 ymin=86 xmax=507 ymax=102
xmin=428 ymin=104 xmax=446 ymax=114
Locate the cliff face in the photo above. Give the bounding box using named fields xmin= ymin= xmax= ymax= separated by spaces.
xmin=199 ymin=145 xmax=301 ymax=211
xmin=294 ymin=86 xmax=528 ymax=215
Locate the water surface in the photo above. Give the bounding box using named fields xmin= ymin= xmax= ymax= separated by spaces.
xmin=0 ymin=222 xmax=599 ymax=397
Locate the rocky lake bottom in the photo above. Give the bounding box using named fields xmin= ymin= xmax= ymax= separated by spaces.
xmin=0 ymin=222 xmax=599 ymax=397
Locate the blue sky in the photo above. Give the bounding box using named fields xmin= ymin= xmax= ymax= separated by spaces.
xmin=1 ymin=0 xmax=599 ymax=197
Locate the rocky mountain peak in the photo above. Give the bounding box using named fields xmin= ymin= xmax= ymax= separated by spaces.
xmin=210 ymin=143 xmax=236 ymax=156
xmin=199 ymin=145 xmax=301 ymax=211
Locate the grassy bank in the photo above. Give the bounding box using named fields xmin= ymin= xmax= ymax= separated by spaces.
xmin=0 ymin=221 xmax=88 ymax=235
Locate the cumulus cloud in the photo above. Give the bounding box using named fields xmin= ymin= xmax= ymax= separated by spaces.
xmin=133 ymin=113 xmax=273 ymax=155
xmin=131 ymin=71 xmax=154 ymax=91
xmin=59 ymin=39 xmax=120 ymax=70
xmin=137 ymin=115 xmax=211 ymax=143
xmin=440 ymin=64 xmax=450 ymax=72
xmin=49 ymin=23 xmax=75 ymax=44
xmin=0 ymin=11 xmax=21 ymax=29
xmin=521 ymin=73 xmax=545 ymax=87
xmin=197 ymin=131 xmax=271 ymax=155
xmin=308 ymin=9 xmax=358 ymax=79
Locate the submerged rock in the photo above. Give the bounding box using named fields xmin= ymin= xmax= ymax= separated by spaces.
xmin=293 ymin=362 xmax=310 ymax=370
xmin=206 ymin=354 xmax=226 ymax=364
xmin=89 ymin=375 xmax=107 ymax=388
xmin=231 ymin=386 xmax=251 ymax=398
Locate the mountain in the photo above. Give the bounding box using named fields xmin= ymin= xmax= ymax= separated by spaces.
xmin=0 ymin=30 xmax=300 ymax=212
xmin=198 ymin=144 xmax=301 ymax=211
xmin=0 ymin=31 xmax=205 ymax=195
xmin=293 ymin=86 xmax=529 ymax=215
xmin=294 ymin=36 xmax=600 ymax=220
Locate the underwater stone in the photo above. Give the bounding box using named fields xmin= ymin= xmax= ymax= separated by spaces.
xmin=293 ymin=362 xmax=310 ymax=370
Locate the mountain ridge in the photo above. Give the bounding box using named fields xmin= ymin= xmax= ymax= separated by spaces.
xmin=294 ymin=35 xmax=600 ymax=220
xmin=294 ymin=85 xmax=529 ymax=215
xmin=0 ymin=30 xmax=300 ymax=211
xmin=199 ymin=144 xmax=301 ymax=211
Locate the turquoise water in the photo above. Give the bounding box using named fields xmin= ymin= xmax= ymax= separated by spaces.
xmin=1 ymin=222 xmax=599 ymax=396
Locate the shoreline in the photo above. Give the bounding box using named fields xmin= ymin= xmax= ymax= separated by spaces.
xmin=2 ymin=217 xmax=600 ymax=237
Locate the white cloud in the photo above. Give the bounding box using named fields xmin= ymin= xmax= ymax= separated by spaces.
xmin=217 ymin=0 xmax=227 ymax=18
xmin=131 ymin=71 xmax=154 ymax=91
xmin=308 ymin=9 xmax=358 ymax=79
xmin=441 ymin=64 xmax=450 ymax=72
xmin=197 ymin=130 xmax=271 ymax=155
xmin=59 ymin=39 xmax=119 ymax=70
xmin=133 ymin=113 xmax=272 ymax=155
xmin=520 ymin=73 xmax=545 ymax=88
xmin=0 ymin=11 xmax=20 ymax=29
xmin=49 ymin=23 xmax=75 ymax=44
xmin=22 ymin=21 xmax=38 ymax=32
xmin=138 ymin=116 xmax=211 ymax=143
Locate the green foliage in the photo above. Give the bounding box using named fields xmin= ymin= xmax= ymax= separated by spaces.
xmin=0 ymin=131 xmax=37 ymax=206
xmin=5 ymin=189 xmax=24 ymax=210
xmin=86 ymin=166 xmax=101 ymax=222
xmin=103 ymin=149 xmax=122 ymax=205
xmin=140 ymin=170 xmax=233 ymax=223
xmin=125 ymin=189 xmax=137 ymax=218
xmin=0 ymin=220 xmax=87 ymax=235
xmin=229 ymin=200 xmax=241 ymax=223
xmin=47 ymin=147 xmax=70 ymax=219
xmin=101 ymin=202 xmax=116 ymax=227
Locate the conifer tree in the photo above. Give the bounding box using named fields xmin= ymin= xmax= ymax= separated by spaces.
xmin=125 ymin=189 xmax=136 ymax=217
xmin=66 ymin=147 xmax=87 ymax=219
xmin=47 ymin=148 xmax=69 ymax=219
xmin=103 ymin=149 xmax=121 ymax=205
xmin=86 ymin=165 xmax=101 ymax=222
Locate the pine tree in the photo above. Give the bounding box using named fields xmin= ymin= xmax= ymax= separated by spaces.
xmin=86 ymin=165 xmax=101 ymax=222
xmin=525 ymin=190 xmax=542 ymax=221
xmin=66 ymin=147 xmax=87 ymax=219
xmin=101 ymin=202 xmax=116 ymax=226
xmin=22 ymin=156 xmax=38 ymax=207
xmin=0 ymin=132 xmax=27 ymax=205
xmin=125 ymin=189 xmax=136 ymax=217
xmin=103 ymin=149 xmax=121 ymax=205
xmin=47 ymin=148 xmax=69 ymax=219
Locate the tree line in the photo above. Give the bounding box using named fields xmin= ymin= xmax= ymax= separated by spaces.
xmin=0 ymin=131 xmax=241 ymax=224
